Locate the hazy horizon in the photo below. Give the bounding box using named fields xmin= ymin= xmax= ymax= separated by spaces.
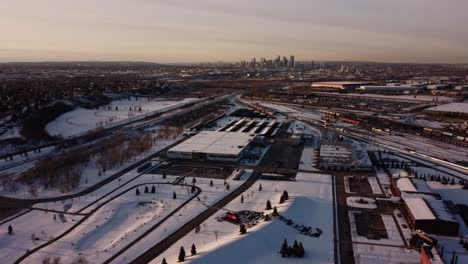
xmin=1 ymin=0 xmax=468 ymax=64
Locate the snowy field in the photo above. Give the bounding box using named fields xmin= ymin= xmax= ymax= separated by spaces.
xmin=21 ymin=183 xmax=193 ymax=264
xmin=349 ymin=212 xmax=404 ymax=246
xmin=5 ymin=169 xmax=251 ymax=264
xmin=46 ymin=98 xmax=196 ymax=138
xmin=150 ymin=172 xmax=335 ymax=264
xmin=0 ymin=209 xmax=84 ymax=263
xmin=0 ymin=146 xmax=56 ymax=171
xmin=298 ymin=147 xmax=319 ymax=171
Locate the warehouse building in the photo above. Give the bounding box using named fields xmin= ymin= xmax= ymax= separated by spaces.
xmin=357 ymin=85 xmax=422 ymax=94
xmin=318 ymin=141 xmax=355 ymax=171
xmin=311 ymin=81 xmax=374 ymax=90
xmin=402 ymin=197 xmax=459 ymax=236
xmin=167 ymin=131 xmax=256 ymax=162
xmin=424 ymin=102 xmax=468 ymax=118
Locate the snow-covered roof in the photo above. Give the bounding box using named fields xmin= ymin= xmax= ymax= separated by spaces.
xmin=404 ymin=197 xmax=436 ymax=220
xmin=397 ymin=178 xmax=417 ymax=192
xmin=319 ymin=142 xmax=354 ymax=165
xmin=426 ymin=103 xmax=468 ymax=114
xmin=168 ymin=131 xmax=255 ymax=156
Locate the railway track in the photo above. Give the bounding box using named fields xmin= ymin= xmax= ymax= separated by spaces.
xmin=0 ymin=93 xmax=235 ymax=174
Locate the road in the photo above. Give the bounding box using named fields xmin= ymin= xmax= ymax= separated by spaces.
xmin=13 ymin=180 xmax=201 ymax=264
xmin=0 ymin=92 xmax=237 ymax=175
xmin=128 ymin=171 xmax=260 ymax=264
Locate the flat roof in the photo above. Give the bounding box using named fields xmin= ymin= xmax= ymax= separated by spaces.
xmin=168 ymin=131 xmax=255 ymax=156
xmin=397 ymin=178 xmax=417 ymax=192
xmin=426 ymin=103 xmax=468 ymax=114
xmin=404 ymin=197 xmax=436 ymax=220
xmin=319 ymin=142 xmax=354 ymax=164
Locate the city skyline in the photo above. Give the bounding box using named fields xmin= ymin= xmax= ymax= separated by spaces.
xmin=1 ymin=0 xmax=468 ymax=64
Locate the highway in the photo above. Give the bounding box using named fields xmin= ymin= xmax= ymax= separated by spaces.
xmin=0 ymin=92 xmax=236 ymax=175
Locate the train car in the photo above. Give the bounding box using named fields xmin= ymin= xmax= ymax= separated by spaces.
xmin=442 ymin=131 xmax=453 ymax=137
xmin=339 ymin=117 xmax=360 ymax=125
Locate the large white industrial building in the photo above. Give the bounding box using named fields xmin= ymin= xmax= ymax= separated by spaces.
xmin=167 ymin=131 xmax=256 ymax=162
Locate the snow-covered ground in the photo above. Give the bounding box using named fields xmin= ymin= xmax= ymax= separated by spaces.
xmin=0 ymin=209 xmax=85 ymax=263
xmin=0 ymin=127 xmax=182 ymax=199
xmin=348 ymin=212 xmax=404 ymax=246
xmin=0 ymin=146 xmax=56 ymax=170
xmin=21 ymin=182 xmax=193 ymax=264
xmin=298 ymin=147 xmax=319 ymax=171
xmin=353 ymin=244 xmax=419 ymax=264
xmin=46 ymin=98 xmax=196 ymax=138
xmin=6 ymin=168 xmax=252 ymax=264
xmin=347 ymin=197 xmax=377 ymax=209
xmin=368 ymin=177 xmax=383 ymax=195
xmin=0 ymin=126 xmax=21 ymax=141
xmin=150 ymin=172 xmax=335 ymax=264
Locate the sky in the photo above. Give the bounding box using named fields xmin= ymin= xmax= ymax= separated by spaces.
xmin=1 ymin=0 xmax=468 ymax=64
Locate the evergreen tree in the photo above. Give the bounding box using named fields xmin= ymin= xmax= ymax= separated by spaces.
xmin=191 ymin=184 xmax=196 ymax=193
xmin=283 ymin=190 xmax=289 ymax=200
xmin=450 ymin=178 xmax=455 ymax=185
xmin=224 ymin=180 xmax=227 ymax=186
xmin=8 ymin=225 xmax=12 ymax=235
xmin=192 ymin=178 xmax=196 ymax=184
xmin=191 ymin=244 xmax=197 ymax=256
xmin=292 ymin=240 xmax=299 ymax=257
xmin=136 ymin=188 xmax=140 ymax=196
xmin=259 ymin=184 xmax=262 ymax=191
xmin=239 ymin=224 xmax=247 ymax=234
xmin=178 ymin=246 xmax=186 ymax=262
xmin=279 ymin=194 xmax=286 ymax=204
xmin=266 ymin=200 xmax=272 ymax=210
xmin=173 ymin=191 xmax=177 ymax=199
xmin=210 ymin=180 xmax=213 ymax=187
xmin=240 ymin=195 xmax=244 ymax=203
xmin=273 ymin=206 xmax=278 ymax=216
xmin=280 ymin=239 xmax=289 ymax=257
xmin=226 ymin=183 xmax=230 ymax=191
xmin=162 ymin=257 xmax=167 ymax=264
xmin=298 ymin=242 xmax=305 ymax=257
xmin=163 ymin=171 xmax=167 ymax=179
xmin=144 ymin=186 xmax=149 ymax=193
xmin=151 ymin=185 xmax=156 ymax=193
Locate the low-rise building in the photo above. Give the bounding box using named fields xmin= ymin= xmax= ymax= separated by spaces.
xmin=402 ymin=197 xmax=459 ymax=236
xmin=167 ymin=131 xmax=256 ymax=162
xmin=318 ymin=141 xmax=355 ymax=171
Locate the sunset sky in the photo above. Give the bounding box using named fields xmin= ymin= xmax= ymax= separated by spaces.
xmin=1 ymin=0 xmax=468 ymax=63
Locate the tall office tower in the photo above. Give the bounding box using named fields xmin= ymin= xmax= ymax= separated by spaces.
xmin=289 ymin=55 xmax=295 ymax=68
xmin=275 ymin=56 xmax=281 ymax=67
xmin=251 ymin=57 xmax=257 ymax=69
xmin=260 ymin=58 xmax=266 ymax=68
xmin=282 ymin=56 xmax=288 ymax=67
